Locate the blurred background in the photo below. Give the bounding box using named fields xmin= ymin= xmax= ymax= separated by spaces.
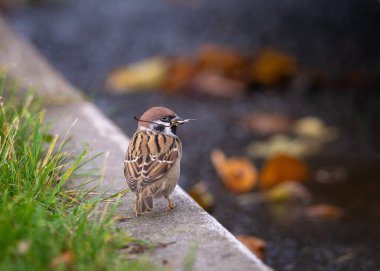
xmin=2 ymin=0 xmax=380 ymax=269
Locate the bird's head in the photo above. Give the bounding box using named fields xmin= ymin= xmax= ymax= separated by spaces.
xmin=136 ymin=106 xmax=193 ymax=135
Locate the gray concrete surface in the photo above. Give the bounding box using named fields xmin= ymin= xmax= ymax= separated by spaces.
xmin=0 ymin=16 xmax=269 ymax=271
xmin=0 ymin=16 xmax=81 ymax=104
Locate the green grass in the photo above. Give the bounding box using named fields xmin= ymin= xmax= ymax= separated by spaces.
xmin=0 ymin=76 xmax=158 ymax=271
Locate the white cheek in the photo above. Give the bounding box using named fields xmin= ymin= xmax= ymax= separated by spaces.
xmin=153 ymin=120 xmax=167 ymax=127
xmin=164 ymin=126 xmax=173 ymax=135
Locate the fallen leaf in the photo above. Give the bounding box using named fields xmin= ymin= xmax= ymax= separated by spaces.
xmin=197 ymin=44 xmax=249 ymax=81
xmin=247 ymin=134 xmax=316 ymax=158
xmin=106 ymin=57 xmax=168 ymax=93
xmin=161 ymin=58 xmax=197 ymax=93
xmin=304 ymin=204 xmax=345 ymax=220
xmin=189 ymin=72 xmax=247 ymax=97
xmin=250 ymin=49 xmax=297 ymax=85
xmin=246 ymin=115 xmax=339 ymax=158
xmin=188 ymin=181 xmax=215 ymax=211
xmin=293 ymin=116 xmax=339 ymax=142
xmin=260 ymin=153 xmax=310 ymax=189
xmin=211 ymin=149 xmax=258 ymax=193
xmin=113 ymin=214 xmax=130 ymax=222
xmin=49 ymin=251 xmax=74 ymax=269
xmin=265 ymin=181 xmax=312 ymax=203
xmin=236 ymin=235 xmax=266 ymax=260
xmin=120 ymin=242 xmax=149 ymax=255
xmin=241 ymin=113 xmax=294 ymax=135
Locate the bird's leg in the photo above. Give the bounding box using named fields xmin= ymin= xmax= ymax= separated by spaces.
xmin=134 ymin=195 xmax=141 ymax=217
xmin=134 ymin=201 xmax=139 ymax=217
xmin=165 ymin=196 xmax=176 ymax=211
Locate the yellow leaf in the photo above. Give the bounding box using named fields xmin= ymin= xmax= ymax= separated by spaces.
xmin=188 ymin=181 xmax=215 ymax=211
xmin=293 ymin=116 xmax=339 ymax=142
xmin=247 ymin=135 xmax=313 ymax=158
xmin=106 ymin=57 xmax=168 ymax=93
xmin=265 ymin=181 xmax=312 ymax=203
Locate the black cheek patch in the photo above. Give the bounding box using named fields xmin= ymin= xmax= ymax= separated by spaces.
xmin=154 ymin=124 xmax=165 ymax=132
xmin=170 ymin=125 xmax=177 ymax=135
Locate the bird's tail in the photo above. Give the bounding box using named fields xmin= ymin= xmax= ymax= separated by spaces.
xmin=135 ymin=189 xmax=154 ymax=215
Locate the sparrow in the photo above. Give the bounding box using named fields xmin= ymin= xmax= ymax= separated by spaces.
xmin=124 ymin=106 xmax=192 ymax=215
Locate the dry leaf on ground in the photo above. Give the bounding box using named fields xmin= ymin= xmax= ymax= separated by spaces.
xmin=241 ymin=113 xmax=294 ymax=135
xmin=189 ymin=72 xmax=247 ymax=97
xmin=113 ymin=214 xmax=130 ymax=222
xmin=236 ymin=234 xmax=266 ymax=260
xmin=265 ymin=181 xmax=312 ymax=203
xmin=188 ymin=181 xmax=215 ymax=211
xmin=197 ymin=44 xmax=249 ymax=81
xmin=161 ymin=58 xmax=197 ymax=93
xmin=246 ymin=116 xmax=339 ymax=159
xmin=247 ymin=134 xmax=316 ymax=158
xmin=250 ymin=48 xmax=297 ymax=85
xmin=293 ymin=116 xmax=339 ymax=142
xmin=106 ymin=57 xmax=168 ymax=93
xmin=260 ymin=153 xmax=310 ymax=189
xmin=304 ymin=204 xmax=345 ymax=220
xmin=211 ymin=149 xmax=258 ymax=193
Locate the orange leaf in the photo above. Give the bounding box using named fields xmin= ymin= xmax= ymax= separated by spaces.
xmin=236 ymin=234 xmax=266 ymax=260
xmin=161 ymin=58 xmax=197 ymax=93
xmin=260 ymin=153 xmax=310 ymax=189
xmin=197 ymin=44 xmax=250 ymax=81
xmin=211 ymin=149 xmax=258 ymax=193
xmin=250 ymin=49 xmax=297 ymax=85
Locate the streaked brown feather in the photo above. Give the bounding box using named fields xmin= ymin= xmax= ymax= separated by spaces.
xmin=124 ymin=130 xmax=182 ymax=193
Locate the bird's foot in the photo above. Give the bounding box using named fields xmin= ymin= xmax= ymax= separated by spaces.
xmin=166 ymin=198 xmax=176 ymax=211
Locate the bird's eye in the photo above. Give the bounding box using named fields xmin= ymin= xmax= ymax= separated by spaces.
xmin=160 ymin=116 xmax=170 ymax=122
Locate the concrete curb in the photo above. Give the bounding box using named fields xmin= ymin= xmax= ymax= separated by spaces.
xmin=0 ymin=16 xmax=269 ymax=271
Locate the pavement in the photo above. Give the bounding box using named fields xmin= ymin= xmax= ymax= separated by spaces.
xmin=0 ymin=16 xmax=269 ymax=271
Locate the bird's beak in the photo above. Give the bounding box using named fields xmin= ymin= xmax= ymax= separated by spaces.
xmin=171 ymin=116 xmax=195 ymax=126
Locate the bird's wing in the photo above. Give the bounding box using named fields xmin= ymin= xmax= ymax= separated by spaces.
xmin=124 ymin=131 xmax=181 ymax=192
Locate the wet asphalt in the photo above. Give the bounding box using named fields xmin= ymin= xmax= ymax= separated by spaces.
xmin=6 ymin=0 xmax=380 ymax=269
